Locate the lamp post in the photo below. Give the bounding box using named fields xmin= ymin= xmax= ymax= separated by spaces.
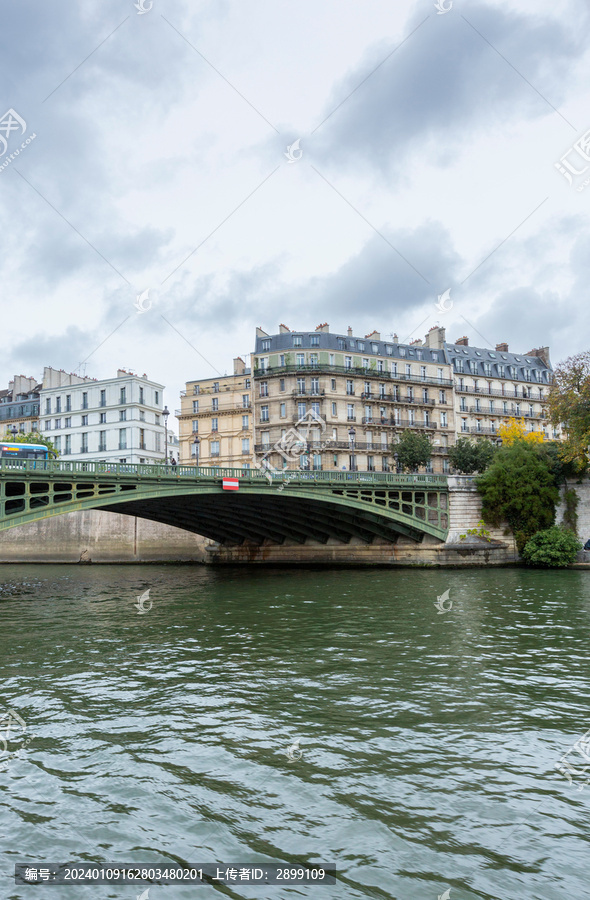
xmin=393 ymin=451 xmax=400 ymax=473
xmin=10 ymin=425 xmax=18 ymax=440
xmin=494 ymin=436 xmax=503 ymax=448
xmin=162 ymin=405 xmax=170 ymax=464
xmin=193 ymin=435 xmax=200 ymax=468
xmin=348 ymin=426 xmax=356 ymax=472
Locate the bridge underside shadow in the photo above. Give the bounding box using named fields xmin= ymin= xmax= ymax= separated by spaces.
xmin=100 ymin=493 xmax=431 ymax=545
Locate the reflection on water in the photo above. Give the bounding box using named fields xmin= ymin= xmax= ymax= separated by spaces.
xmin=1 ymin=564 xmax=590 ymax=899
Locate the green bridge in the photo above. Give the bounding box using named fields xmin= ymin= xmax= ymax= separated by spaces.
xmin=0 ymin=460 xmax=449 ymax=545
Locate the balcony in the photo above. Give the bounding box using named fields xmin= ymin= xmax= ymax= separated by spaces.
xmin=456 ymin=384 xmax=545 ymax=400
xmin=255 ymin=363 xmax=453 ymax=387
xmin=362 ymin=416 xmax=437 ymax=429
xmin=470 ymin=426 xmax=497 ymax=435
xmin=291 ymin=389 xmax=326 ymax=397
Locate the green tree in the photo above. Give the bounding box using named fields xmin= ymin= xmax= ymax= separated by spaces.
xmin=392 ymin=431 xmax=432 ymax=473
xmin=522 ymin=526 xmax=581 ymax=567
xmin=1 ymin=430 xmax=59 ymax=458
xmin=548 ymin=350 xmax=590 ymax=469
xmin=476 ymin=440 xmax=559 ymax=552
xmin=447 ymin=437 xmax=495 ymax=474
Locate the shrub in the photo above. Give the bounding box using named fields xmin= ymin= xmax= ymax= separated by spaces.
xmin=522 ymin=526 xmax=581 ymax=567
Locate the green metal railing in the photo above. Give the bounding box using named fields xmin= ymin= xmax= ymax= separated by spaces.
xmin=0 ymin=457 xmax=447 ymax=487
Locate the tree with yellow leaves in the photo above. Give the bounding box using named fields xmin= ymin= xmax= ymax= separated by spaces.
xmin=497 ymin=418 xmax=544 ymax=445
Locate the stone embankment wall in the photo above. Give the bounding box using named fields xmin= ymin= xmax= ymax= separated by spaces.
xmin=555 ymin=479 xmax=590 ymax=564
xmin=0 ymin=510 xmax=209 ymax=563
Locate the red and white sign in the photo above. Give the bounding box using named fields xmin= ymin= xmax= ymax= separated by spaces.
xmin=222 ymin=478 xmax=240 ymax=491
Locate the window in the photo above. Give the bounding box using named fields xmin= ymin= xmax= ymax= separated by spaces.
xmin=377 ymin=360 xmax=384 ymax=372
xmin=213 ymin=382 xmax=220 ymax=393
xmin=279 ymin=378 xmax=285 ymax=392
xmin=310 ymin=335 xmax=319 ymax=347
xmin=405 ymin=364 xmax=411 ymax=376
xmin=346 ymin=380 xmax=354 ymax=395
xmin=211 ymin=440 xmax=220 ymax=457
xmin=440 ymin=412 xmax=448 ymax=427
xmin=432 ymin=351 xmax=438 ymax=361
xmin=399 ymin=347 xmax=406 ymax=357
xmin=296 ymin=353 xmax=305 ymax=366
xmin=261 ymin=339 xmax=271 ymax=351
xmin=54 ymin=436 xmax=61 ymax=453
xmin=242 ymin=438 xmax=250 ymax=454
xmin=392 ymin=362 xmax=398 ymax=376
xmin=259 ymin=382 xmax=268 ymax=397
xmin=312 ymin=453 xmax=322 ymax=471
xmin=80 ymin=433 xmax=88 ymax=453
xmin=64 ymin=434 xmax=71 ymax=455
xmin=192 ymin=400 xmax=199 ymax=414
xmin=192 ymin=420 xmax=199 ymax=433
xmin=212 ymin=397 xmax=219 ymax=411
xmin=331 ymin=378 xmax=336 ymax=390
xmin=345 ymin=356 xmax=352 ymax=369
xmin=65 ymin=395 xmax=71 ymax=412
xmin=260 ymin=405 xmax=269 ymax=422
xmin=311 ymin=377 xmax=319 ymax=393
xmin=417 ymin=350 xmax=423 ymax=360
xmin=297 ymin=401 xmax=306 ymax=418
xmin=54 ymin=419 xmax=61 ymax=430
xmin=349 ymin=454 xmax=357 ymax=471
xmin=371 ymin=343 xmax=379 ymax=354
xmin=310 ymin=353 xmax=318 ymax=365
xmin=424 ymin=411 xmax=430 ymax=426
xmin=139 ymin=428 xmax=146 ymax=450
xmin=367 ymin=455 xmax=375 ymax=471
xmin=155 ymin=433 xmax=161 ymax=452
xmin=278 ymin=354 xmax=285 ymax=367
xmin=364 ymin=381 xmax=371 ymax=395
xmin=45 ymin=419 xmax=51 ymax=431
xmin=420 ymin=366 xmax=427 ymax=380
xmin=329 ymin=354 xmax=335 ymax=366
xmin=293 ymin=335 xmax=302 ymax=347
xmin=461 ymin=418 xmax=468 ymax=433
xmin=408 ymin=409 xmax=415 ymax=424
xmin=65 ymin=417 xmax=71 ymax=428
xmin=45 ymin=399 xmax=51 ymax=414
xmin=118 ymin=428 xmax=127 ymax=450
xmin=119 ymin=387 xmax=126 ymax=405
xmin=155 ymin=414 xmax=160 ymax=425
xmin=362 ymin=358 xmax=369 ymax=369
xmin=347 ymin=403 xmax=355 ymax=421
xmin=332 ymin=402 xmax=337 ymax=416
xmin=357 ymin=341 xmax=365 ymax=351
xmin=119 ymin=409 xmax=127 ymax=421
xmin=422 ymin=388 xmax=429 ymax=403
xmin=454 ymin=358 xmax=464 ymax=373
xmin=81 ymin=414 xmax=88 ymax=426
xmin=245 ymin=379 xmax=250 ymax=389
xmin=443 ymin=458 xmax=450 ymax=473
xmin=139 ymin=387 xmax=144 ymax=405
xmin=311 ymin=401 xmax=320 ymax=417
xmin=439 ymin=390 xmax=446 ymax=404
xmin=100 ymin=389 xmax=106 ymax=407
xmin=338 ymin=338 xmax=346 ymax=350
xmin=211 ymin=417 xmax=219 ymax=432
xmin=297 ymin=377 xmax=305 ymax=394
xmin=279 ymin=403 xmax=286 ymax=418
xmin=242 ymin=394 xmax=250 ymax=407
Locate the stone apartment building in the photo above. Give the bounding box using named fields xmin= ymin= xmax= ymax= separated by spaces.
xmin=251 ymin=324 xmax=456 ymax=474
xmin=176 ymin=358 xmax=253 ymax=466
xmin=39 ymin=367 xmax=166 ymax=463
xmin=0 ymin=375 xmax=42 ymax=436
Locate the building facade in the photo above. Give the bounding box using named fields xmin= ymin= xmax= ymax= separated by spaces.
xmin=39 ymin=368 xmax=166 ymax=463
xmin=252 ymin=324 xmax=456 ymax=474
xmin=176 ymin=358 xmax=253 ymax=466
xmin=0 ymin=376 xmax=41 ymax=436
xmin=442 ymin=332 xmax=559 ymax=440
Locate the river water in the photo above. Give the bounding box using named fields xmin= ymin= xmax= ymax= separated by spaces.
xmin=1 ymin=564 xmax=589 ymax=900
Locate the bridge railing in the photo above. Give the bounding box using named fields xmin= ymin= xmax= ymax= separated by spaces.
xmin=0 ymin=458 xmax=448 ymax=487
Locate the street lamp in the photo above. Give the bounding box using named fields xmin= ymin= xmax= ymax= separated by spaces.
xmin=162 ymin=405 xmax=170 ymax=464
xmin=393 ymin=451 xmax=400 ymax=473
xmin=193 ymin=434 xmax=201 ymax=467
xmin=348 ymin=426 xmax=356 ymax=447
xmin=494 ymin=436 xmax=503 ymax=448
xmin=10 ymin=425 xmax=18 ymax=440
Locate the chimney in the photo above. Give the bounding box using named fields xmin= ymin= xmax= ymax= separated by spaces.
xmin=315 ymin=323 xmax=330 ymax=332
xmin=455 ymin=336 xmax=469 ymax=347
xmin=347 ymin=326 xmax=353 ymax=337
xmin=279 ymin=324 xmax=290 ymax=334
xmin=526 ymin=346 xmax=551 ymax=367
xmin=233 ymin=356 xmax=246 ymax=375
xmin=495 ymin=342 xmax=508 ymax=352
xmin=424 ymin=325 xmax=446 ymax=349
xmin=256 ymin=327 xmax=269 ymax=338
xmin=365 ymin=330 xmax=380 ymax=340
xmin=410 ymin=338 xmax=423 ymax=346
xmin=392 ymin=333 xmax=398 ymax=342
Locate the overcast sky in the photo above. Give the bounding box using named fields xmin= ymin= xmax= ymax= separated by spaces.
xmin=1 ymin=0 xmax=589 ymax=424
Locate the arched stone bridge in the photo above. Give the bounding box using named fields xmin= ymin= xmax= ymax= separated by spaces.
xmin=0 ymin=460 xmax=449 ymax=545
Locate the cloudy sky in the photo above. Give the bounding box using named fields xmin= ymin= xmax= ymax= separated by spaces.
xmin=1 ymin=0 xmax=589 ymax=420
